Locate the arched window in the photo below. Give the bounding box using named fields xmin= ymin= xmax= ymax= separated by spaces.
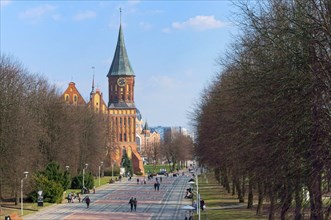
xmin=74 ymin=95 xmax=77 ymax=102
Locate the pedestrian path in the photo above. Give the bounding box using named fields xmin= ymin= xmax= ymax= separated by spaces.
xmin=24 ymin=173 xmax=193 ymax=220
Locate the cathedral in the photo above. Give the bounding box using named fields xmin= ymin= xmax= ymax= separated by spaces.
xmin=62 ymin=22 xmax=160 ymax=174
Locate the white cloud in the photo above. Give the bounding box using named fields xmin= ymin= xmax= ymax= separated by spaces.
xmin=172 ymin=15 xmax=227 ymax=31
xmin=20 ymin=4 xmax=56 ymax=19
xmin=0 ymin=0 xmax=11 ymax=8
xmin=139 ymin=22 xmax=152 ymax=30
xmin=127 ymin=0 xmax=140 ymax=6
xmin=73 ymin=10 xmax=96 ymax=21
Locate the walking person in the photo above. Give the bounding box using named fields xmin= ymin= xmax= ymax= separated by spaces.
xmin=156 ymin=180 xmax=160 ymax=191
xmin=200 ymin=198 xmax=205 ymax=211
xmin=85 ymin=196 xmax=90 ymax=208
xmin=128 ymin=197 xmax=134 ymax=212
xmin=133 ymin=198 xmax=137 ymax=211
xmin=67 ymin=192 xmax=72 ymax=203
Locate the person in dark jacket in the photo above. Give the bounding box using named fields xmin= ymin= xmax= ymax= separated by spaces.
xmin=129 ymin=197 xmax=134 ymax=211
xmin=133 ymin=198 xmax=137 ymax=211
xmin=85 ymin=196 xmax=90 ymax=208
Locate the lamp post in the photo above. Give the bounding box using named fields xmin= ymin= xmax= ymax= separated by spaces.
xmin=21 ymin=171 xmax=29 ymax=216
xmin=195 ymin=168 xmax=200 ymax=220
xmin=65 ymin=165 xmax=69 ymax=171
xmin=98 ymin=162 xmax=104 ymax=186
xmin=82 ymin=163 xmax=88 ymax=190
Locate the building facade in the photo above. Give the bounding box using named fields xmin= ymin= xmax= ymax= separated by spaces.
xmin=107 ymin=23 xmax=144 ymax=174
xmin=62 ymin=23 xmax=144 ymax=174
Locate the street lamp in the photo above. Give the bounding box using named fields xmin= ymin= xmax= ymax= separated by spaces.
xmin=98 ymin=162 xmax=104 ymax=186
xmin=195 ymin=168 xmax=200 ymax=220
xmin=65 ymin=165 xmax=69 ymax=171
xmin=82 ymin=163 xmax=88 ymax=191
xmin=21 ymin=171 xmax=29 ymax=216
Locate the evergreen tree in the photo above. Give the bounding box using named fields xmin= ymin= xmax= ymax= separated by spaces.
xmin=121 ymin=151 xmax=133 ymax=176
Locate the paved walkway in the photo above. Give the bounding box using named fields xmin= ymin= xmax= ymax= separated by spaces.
xmin=24 ymin=174 xmax=193 ymax=220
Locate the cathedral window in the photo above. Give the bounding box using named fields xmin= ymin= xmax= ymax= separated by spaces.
xmin=65 ymin=95 xmax=69 ymax=102
xmin=74 ymin=95 xmax=77 ymax=102
xmin=124 ymin=133 xmax=127 ymax=141
xmin=120 ymin=118 xmax=122 ymax=125
xmin=120 ymin=133 xmax=122 ymax=141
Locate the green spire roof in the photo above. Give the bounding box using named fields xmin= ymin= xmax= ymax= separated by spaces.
xmin=107 ymin=25 xmax=134 ymax=77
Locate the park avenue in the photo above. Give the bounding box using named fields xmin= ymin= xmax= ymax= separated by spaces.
xmin=24 ymin=174 xmax=194 ymax=220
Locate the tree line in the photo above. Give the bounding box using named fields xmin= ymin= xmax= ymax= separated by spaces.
xmin=0 ymin=55 xmax=107 ymax=204
xmin=192 ymin=0 xmax=330 ymax=219
xmin=142 ymin=130 xmax=194 ymax=172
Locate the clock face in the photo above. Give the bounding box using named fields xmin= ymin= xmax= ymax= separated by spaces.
xmin=117 ymin=77 xmax=126 ymax=87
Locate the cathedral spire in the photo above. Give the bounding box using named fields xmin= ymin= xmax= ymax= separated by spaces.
xmin=91 ymin=66 xmax=95 ymax=93
xmin=107 ymin=9 xmax=134 ymax=77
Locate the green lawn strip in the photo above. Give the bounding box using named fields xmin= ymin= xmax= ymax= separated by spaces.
xmin=198 ymin=208 xmax=267 ymax=220
xmin=0 ymin=202 xmax=54 ymax=217
xmin=144 ymin=164 xmax=171 ymax=174
xmin=194 ymin=172 xmax=268 ymax=220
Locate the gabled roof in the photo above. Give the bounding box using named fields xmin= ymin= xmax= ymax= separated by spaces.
xmin=107 ymin=25 xmax=134 ymax=77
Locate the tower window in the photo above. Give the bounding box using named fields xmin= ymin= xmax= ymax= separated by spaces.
xmin=74 ymin=95 xmax=77 ymax=102
xmin=65 ymin=95 xmax=69 ymax=102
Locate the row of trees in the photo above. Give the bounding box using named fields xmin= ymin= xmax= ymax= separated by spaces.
xmin=193 ymin=0 xmax=330 ymax=219
xmin=143 ymin=130 xmax=194 ymax=172
xmin=0 ymin=55 xmax=107 ymax=204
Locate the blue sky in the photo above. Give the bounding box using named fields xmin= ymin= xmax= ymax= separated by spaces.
xmin=1 ymin=0 xmax=239 ymax=130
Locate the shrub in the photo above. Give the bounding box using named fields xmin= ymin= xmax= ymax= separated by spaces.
xmin=71 ymin=172 xmax=94 ymax=189
xmin=135 ymin=171 xmax=143 ymax=176
xmin=29 ymin=173 xmax=64 ymax=203
xmin=104 ymin=167 xmax=120 ymax=176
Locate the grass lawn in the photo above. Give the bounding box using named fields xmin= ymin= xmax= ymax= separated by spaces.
xmin=193 ymin=172 xmax=268 ymax=220
xmin=144 ymin=164 xmax=172 ymax=174
xmin=0 ymin=202 xmax=54 ymax=218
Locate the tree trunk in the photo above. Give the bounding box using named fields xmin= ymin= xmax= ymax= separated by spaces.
xmin=280 ymin=185 xmax=292 ymax=220
xmin=223 ymin=169 xmax=231 ymax=193
xmin=256 ymin=181 xmax=264 ymax=215
xmin=232 ymin=179 xmax=236 ymax=196
xmin=324 ymin=204 xmax=331 ymax=220
xmin=294 ymin=183 xmax=303 ymax=220
xmin=247 ymin=177 xmax=253 ymax=209
xmin=308 ymin=171 xmax=323 ymax=220
xmin=268 ymin=189 xmax=275 ymax=220
xmin=234 ymin=176 xmax=244 ymax=203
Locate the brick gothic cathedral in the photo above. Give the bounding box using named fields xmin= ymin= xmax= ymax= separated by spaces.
xmin=62 ymin=23 xmax=145 ymax=174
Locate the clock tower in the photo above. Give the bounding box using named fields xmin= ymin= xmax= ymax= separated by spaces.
xmin=107 ymin=23 xmax=144 ymax=174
